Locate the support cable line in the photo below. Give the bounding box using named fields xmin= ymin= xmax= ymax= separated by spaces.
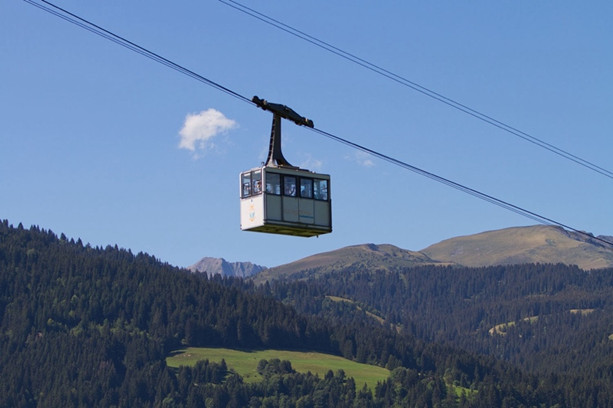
xmin=309 ymin=126 xmax=613 ymax=248
xmin=219 ymin=0 xmax=613 ymax=181
xmin=25 ymin=0 xmax=253 ymax=106
xmin=25 ymin=0 xmax=613 ymax=248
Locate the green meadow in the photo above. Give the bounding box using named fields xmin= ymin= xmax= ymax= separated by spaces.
xmin=167 ymin=348 xmax=390 ymax=390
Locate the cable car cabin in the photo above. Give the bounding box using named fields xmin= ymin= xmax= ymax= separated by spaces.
xmin=240 ymin=96 xmax=331 ymax=237
xmin=240 ymin=166 xmax=332 ymax=237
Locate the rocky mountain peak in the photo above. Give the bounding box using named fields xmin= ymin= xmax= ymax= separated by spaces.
xmin=189 ymin=257 xmax=267 ymax=278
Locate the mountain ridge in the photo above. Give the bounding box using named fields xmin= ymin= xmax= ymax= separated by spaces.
xmin=189 ymin=256 xmax=266 ymax=278
xmin=421 ymin=225 xmax=613 ymax=270
xmin=249 ymin=225 xmax=613 ymax=283
xmin=190 ymin=225 xmax=613 ymax=283
xmin=252 ymin=243 xmax=451 ymax=284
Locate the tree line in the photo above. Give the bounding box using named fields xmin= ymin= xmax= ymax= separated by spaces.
xmin=1 ymin=220 xmax=612 ymax=406
xmin=247 ymin=260 xmax=613 ymax=397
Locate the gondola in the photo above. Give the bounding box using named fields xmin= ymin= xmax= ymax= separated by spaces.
xmin=239 ymin=96 xmax=332 ymax=237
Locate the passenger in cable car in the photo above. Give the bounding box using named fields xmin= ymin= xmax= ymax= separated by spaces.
xmin=253 ymin=180 xmax=262 ymax=194
xmin=266 ymin=173 xmax=281 ymax=195
xmin=284 ymin=177 xmax=297 ymax=196
xmin=300 ymin=178 xmax=313 ymax=198
xmin=313 ymin=179 xmax=328 ymax=201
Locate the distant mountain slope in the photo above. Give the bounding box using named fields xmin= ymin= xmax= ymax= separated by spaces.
xmin=421 ymin=225 xmax=613 ymax=270
xmin=253 ymin=226 xmax=613 ymax=284
xmin=253 ymin=243 xmax=448 ymax=284
xmin=189 ymin=256 xmax=266 ymax=278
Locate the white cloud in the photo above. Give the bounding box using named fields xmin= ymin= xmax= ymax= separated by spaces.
xmin=178 ymin=108 xmax=237 ymax=155
xmin=348 ymin=151 xmax=375 ymax=167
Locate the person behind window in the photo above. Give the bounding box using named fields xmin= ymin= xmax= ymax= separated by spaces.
xmin=253 ymin=180 xmax=261 ymax=194
xmin=300 ymin=178 xmax=313 ymax=198
xmin=284 ymin=177 xmax=296 ymax=196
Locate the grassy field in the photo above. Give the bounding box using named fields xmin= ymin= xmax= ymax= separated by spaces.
xmin=167 ymin=347 xmax=390 ymax=390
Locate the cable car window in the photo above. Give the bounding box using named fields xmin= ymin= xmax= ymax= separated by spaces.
xmin=313 ymin=179 xmax=328 ymax=201
xmin=241 ymin=172 xmax=251 ymax=198
xmin=252 ymin=170 xmax=262 ymax=195
xmin=284 ymin=176 xmax=297 ymax=196
xmin=266 ymin=172 xmax=281 ymax=195
xmin=300 ymin=178 xmax=313 ymax=198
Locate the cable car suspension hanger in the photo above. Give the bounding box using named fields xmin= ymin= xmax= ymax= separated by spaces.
xmin=252 ymin=96 xmax=313 ymax=169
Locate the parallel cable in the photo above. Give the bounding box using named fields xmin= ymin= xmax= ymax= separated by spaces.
xmin=25 ymin=0 xmax=254 ymax=105
xmin=310 ymin=126 xmax=613 ymax=247
xmin=24 ymin=0 xmax=613 ymax=248
xmin=219 ymin=0 xmax=613 ymax=181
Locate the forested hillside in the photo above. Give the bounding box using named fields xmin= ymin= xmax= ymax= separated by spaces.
xmin=1 ymin=220 xmax=612 ymax=406
xmin=257 ymin=261 xmax=613 ymax=383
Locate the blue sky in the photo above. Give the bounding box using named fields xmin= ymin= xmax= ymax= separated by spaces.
xmin=2 ymin=1 xmax=612 ymax=268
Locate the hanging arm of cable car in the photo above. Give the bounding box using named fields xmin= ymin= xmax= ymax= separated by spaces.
xmin=252 ymin=96 xmax=314 ymax=128
xmin=252 ymin=96 xmax=314 ymax=168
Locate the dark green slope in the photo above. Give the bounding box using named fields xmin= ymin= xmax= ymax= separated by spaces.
xmin=260 ymin=257 xmax=613 ymax=380
xmin=0 ymin=221 xmax=343 ymax=406
xmin=1 ymin=220 xmax=610 ymax=407
xmin=250 ymin=226 xmax=613 ymax=380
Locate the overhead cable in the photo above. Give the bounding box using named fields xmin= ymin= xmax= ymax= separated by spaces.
xmin=219 ymin=0 xmax=613 ymax=181
xmin=25 ymin=0 xmax=253 ymax=105
xmin=24 ymin=0 xmax=613 ymax=248
xmin=310 ymin=126 xmax=613 ymax=247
